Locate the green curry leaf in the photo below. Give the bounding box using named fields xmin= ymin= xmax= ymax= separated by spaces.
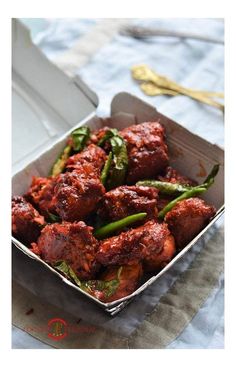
xmin=98 ymin=128 xmax=128 ymax=189
xmin=71 ymin=126 xmax=91 ymax=152
xmin=54 ymin=261 xmax=121 ymax=300
xmin=54 ymin=260 xmax=82 ymax=287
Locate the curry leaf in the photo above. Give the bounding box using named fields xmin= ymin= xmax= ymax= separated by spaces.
xmin=82 ymin=278 xmax=120 ymax=298
xmin=97 ymin=128 xmax=118 ymax=146
xmin=98 ymin=128 xmax=128 ymax=189
xmin=107 ymin=135 xmax=128 ymax=189
xmin=71 ymin=126 xmax=91 ymax=152
xmin=53 ymin=260 xmax=121 ymax=300
xmin=54 ymin=260 xmax=82 ymax=287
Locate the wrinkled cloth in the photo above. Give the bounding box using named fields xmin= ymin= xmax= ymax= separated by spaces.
xmin=13 ymin=18 xmax=224 ymax=348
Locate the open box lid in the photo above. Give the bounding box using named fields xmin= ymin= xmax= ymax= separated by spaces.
xmin=12 ymin=19 xmax=98 ymax=173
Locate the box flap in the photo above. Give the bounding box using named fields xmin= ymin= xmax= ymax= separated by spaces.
xmin=12 ymin=19 xmax=98 ymax=173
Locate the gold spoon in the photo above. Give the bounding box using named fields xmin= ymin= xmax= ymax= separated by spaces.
xmin=132 ymin=65 xmax=224 ymax=111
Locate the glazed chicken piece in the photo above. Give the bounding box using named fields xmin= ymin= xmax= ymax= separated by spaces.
xmin=158 ymin=166 xmax=197 ymax=186
xmin=25 ymin=176 xmax=57 ymax=219
xmin=65 ymin=144 xmax=106 ymax=175
xmin=96 ymin=220 xmax=170 ymax=267
xmin=143 ymin=234 xmax=176 ymax=272
xmin=120 ymin=121 xmax=169 ymax=183
xmin=90 ymin=263 xmax=143 ymax=303
xmin=165 ymin=198 xmax=216 ymax=249
xmin=26 ymin=145 xmax=106 ymax=222
xmin=31 ymin=221 xmax=100 ymax=280
xmin=98 ymin=185 xmax=159 ymax=222
xmin=53 ymin=169 xmax=105 ymax=222
xmin=12 ymin=196 xmax=45 ymax=246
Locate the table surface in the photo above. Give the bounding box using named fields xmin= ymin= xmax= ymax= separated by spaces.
xmin=12 ymin=18 xmax=224 ymax=349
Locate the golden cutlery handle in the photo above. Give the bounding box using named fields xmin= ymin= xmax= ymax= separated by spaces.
xmin=132 ymin=65 xmax=224 ymax=111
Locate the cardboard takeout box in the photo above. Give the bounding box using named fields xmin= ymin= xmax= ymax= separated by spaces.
xmin=12 ymin=20 xmax=224 ymax=315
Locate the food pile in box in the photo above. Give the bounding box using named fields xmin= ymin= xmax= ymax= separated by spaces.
xmin=12 ymin=120 xmax=218 ymax=303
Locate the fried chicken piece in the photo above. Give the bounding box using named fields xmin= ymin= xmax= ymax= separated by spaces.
xmin=120 ymin=122 xmax=169 ymax=184
xmin=91 ymin=263 xmax=143 ymax=303
xmin=25 ymin=176 xmax=57 ymax=218
xmin=165 ymin=198 xmax=216 ymax=249
xmin=12 ymin=196 xmax=45 ymax=246
xmin=31 ymin=221 xmax=100 ymax=280
xmin=143 ymin=235 xmax=176 ymax=272
xmin=158 ymin=166 xmax=197 ymax=186
xmin=26 ymin=145 xmax=106 ymax=222
xmin=96 ymin=220 xmax=169 ymax=267
xmin=65 ymin=144 xmax=106 ymax=175
xmin=98 ymin=185 xmax=159 ymax=222
xmin=53 ymin=170 xmax=105 ymax=222
xmin=26 ymin=146 xmax=106 ymax=223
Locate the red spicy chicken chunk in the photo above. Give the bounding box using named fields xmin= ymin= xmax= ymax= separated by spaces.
xmin=53 ymin=169 xmax=105 ymax=222
xmin=92 ymin=263 xmax=143 ymax=303
xmin=25 ymin=176 xmax=57 ymax=218
xmin=120 ymin=122 xmax=169 ymax=183
xmin=165 ymin=197 xmax=216 ymax=249
xmin=96 ymin=220 xmax=170 ymax=267
xmin=98 ymin=185 xmax=159 ymax=222
xmin=143 ymin=234 xmax=176 ymax=272
xmin=26 ymin=145 xmax=106 ymax=222
xmin=31 ymin=221 xmax=100 ymax=280
xmin=65 ymin=144 xmax=106 ymax=175
xmin=12 ymin=196 xmax=45 ymax=246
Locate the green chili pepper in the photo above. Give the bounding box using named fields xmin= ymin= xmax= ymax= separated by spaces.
xmin=137 ymin=164 xmax=220 ymax=196
xmin=94 ymin=212 xmax=147 ymax=239
xmin=157 ymin=163 xmax=220 ymax=219
xmin=50 ymin=145 xmax=72 ymax=177
xmin=202 ymin=164 xmax=220 ymax=187
xmin=158 ymin=187 xmax=207 ymax=220
xmin=136 ymin=180 xmax=190 ymax=195
xmin=100 ymin=152 xmax=113 ymax=186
